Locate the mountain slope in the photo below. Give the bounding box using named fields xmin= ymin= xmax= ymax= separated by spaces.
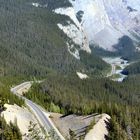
xmin=54 ymin=0 xmax=140 ymax=53
xmin=0 ymin=1 xmax=139 ymax=140
xmin=25 ymin=73 xmax=140 ymax=140
xmin=122 ymin=61 xmax=140 ymax=75
xmin=0 ymin=0 xmax=109 ymax=77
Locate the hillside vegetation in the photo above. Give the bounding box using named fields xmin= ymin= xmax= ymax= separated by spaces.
xmin=0 ymin=0 xmax=109 ymax=77
xmin=122 ymin=61 xmax=140 ymax=75
xmin=0 ymin=0 xmax=140 ymax=140
xmin=0 ymin=1 xmax=109 ymax=139
xmin=25 ymin=74 xmax=140 ymax=140
xmin=0 ymin=76 xmax=24 ymax=140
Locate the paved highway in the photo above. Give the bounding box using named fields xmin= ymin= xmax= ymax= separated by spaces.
xmin=106 ymin=64 xmax=116 ymax=77
xmin=111 ymin=64 xmax=116 ymax=75
xmin=11 ymin=82 xmax=65 ymax=140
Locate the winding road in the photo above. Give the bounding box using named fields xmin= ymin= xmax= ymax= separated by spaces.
xmin=11 ymin=82 xmax=65 ymax=140
xmin=107 ymin=64 xmax=116 ymax=77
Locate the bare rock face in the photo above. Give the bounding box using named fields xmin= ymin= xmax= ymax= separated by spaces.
xmin=54 ymin=7 xmax=91 ymax=59
xmin=55 ymin=0 xmax=140 ymax=53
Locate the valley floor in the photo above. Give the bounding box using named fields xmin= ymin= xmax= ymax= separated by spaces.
xmin=102 ymin=57 xmax=129 ymax=82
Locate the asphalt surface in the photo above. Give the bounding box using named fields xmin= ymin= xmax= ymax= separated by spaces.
xmin=11 ymin=82 xmax=65 ymax=140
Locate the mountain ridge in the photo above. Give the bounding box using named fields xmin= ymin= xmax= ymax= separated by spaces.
xmin=54 ymin=0 xmax=140 ymax=53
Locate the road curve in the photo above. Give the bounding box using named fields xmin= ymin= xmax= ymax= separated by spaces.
xmin=11 ymin=82 xmax=65 ymax=140
xmin=106 ymin=64 xmax=116 ymax=77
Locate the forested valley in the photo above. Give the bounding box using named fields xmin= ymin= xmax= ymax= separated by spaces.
xmin=0 ymin=0 xmax=109 ymax=77
xmin=25 ymin=74 xmax=140 ymax=140
xmin=0 ymin=0 xmax=110 ymax=139
xmin=0 ymin=0 xmax=139 ymax=140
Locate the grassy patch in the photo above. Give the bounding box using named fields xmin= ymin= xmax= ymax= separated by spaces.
xmin=109 ymin=74 xmax=122 ymax=79
xmin=115 ymin=65 xmax=122 ymax=70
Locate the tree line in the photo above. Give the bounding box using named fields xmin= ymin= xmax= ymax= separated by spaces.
xmin=25 ymin=74 xmax=140 ymax=140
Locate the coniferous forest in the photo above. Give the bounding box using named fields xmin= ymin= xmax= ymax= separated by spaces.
xmin=0 ymin=0 xmax=139 ymax=140
xmin=25 ymin=74 xmax=140 ymax=140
